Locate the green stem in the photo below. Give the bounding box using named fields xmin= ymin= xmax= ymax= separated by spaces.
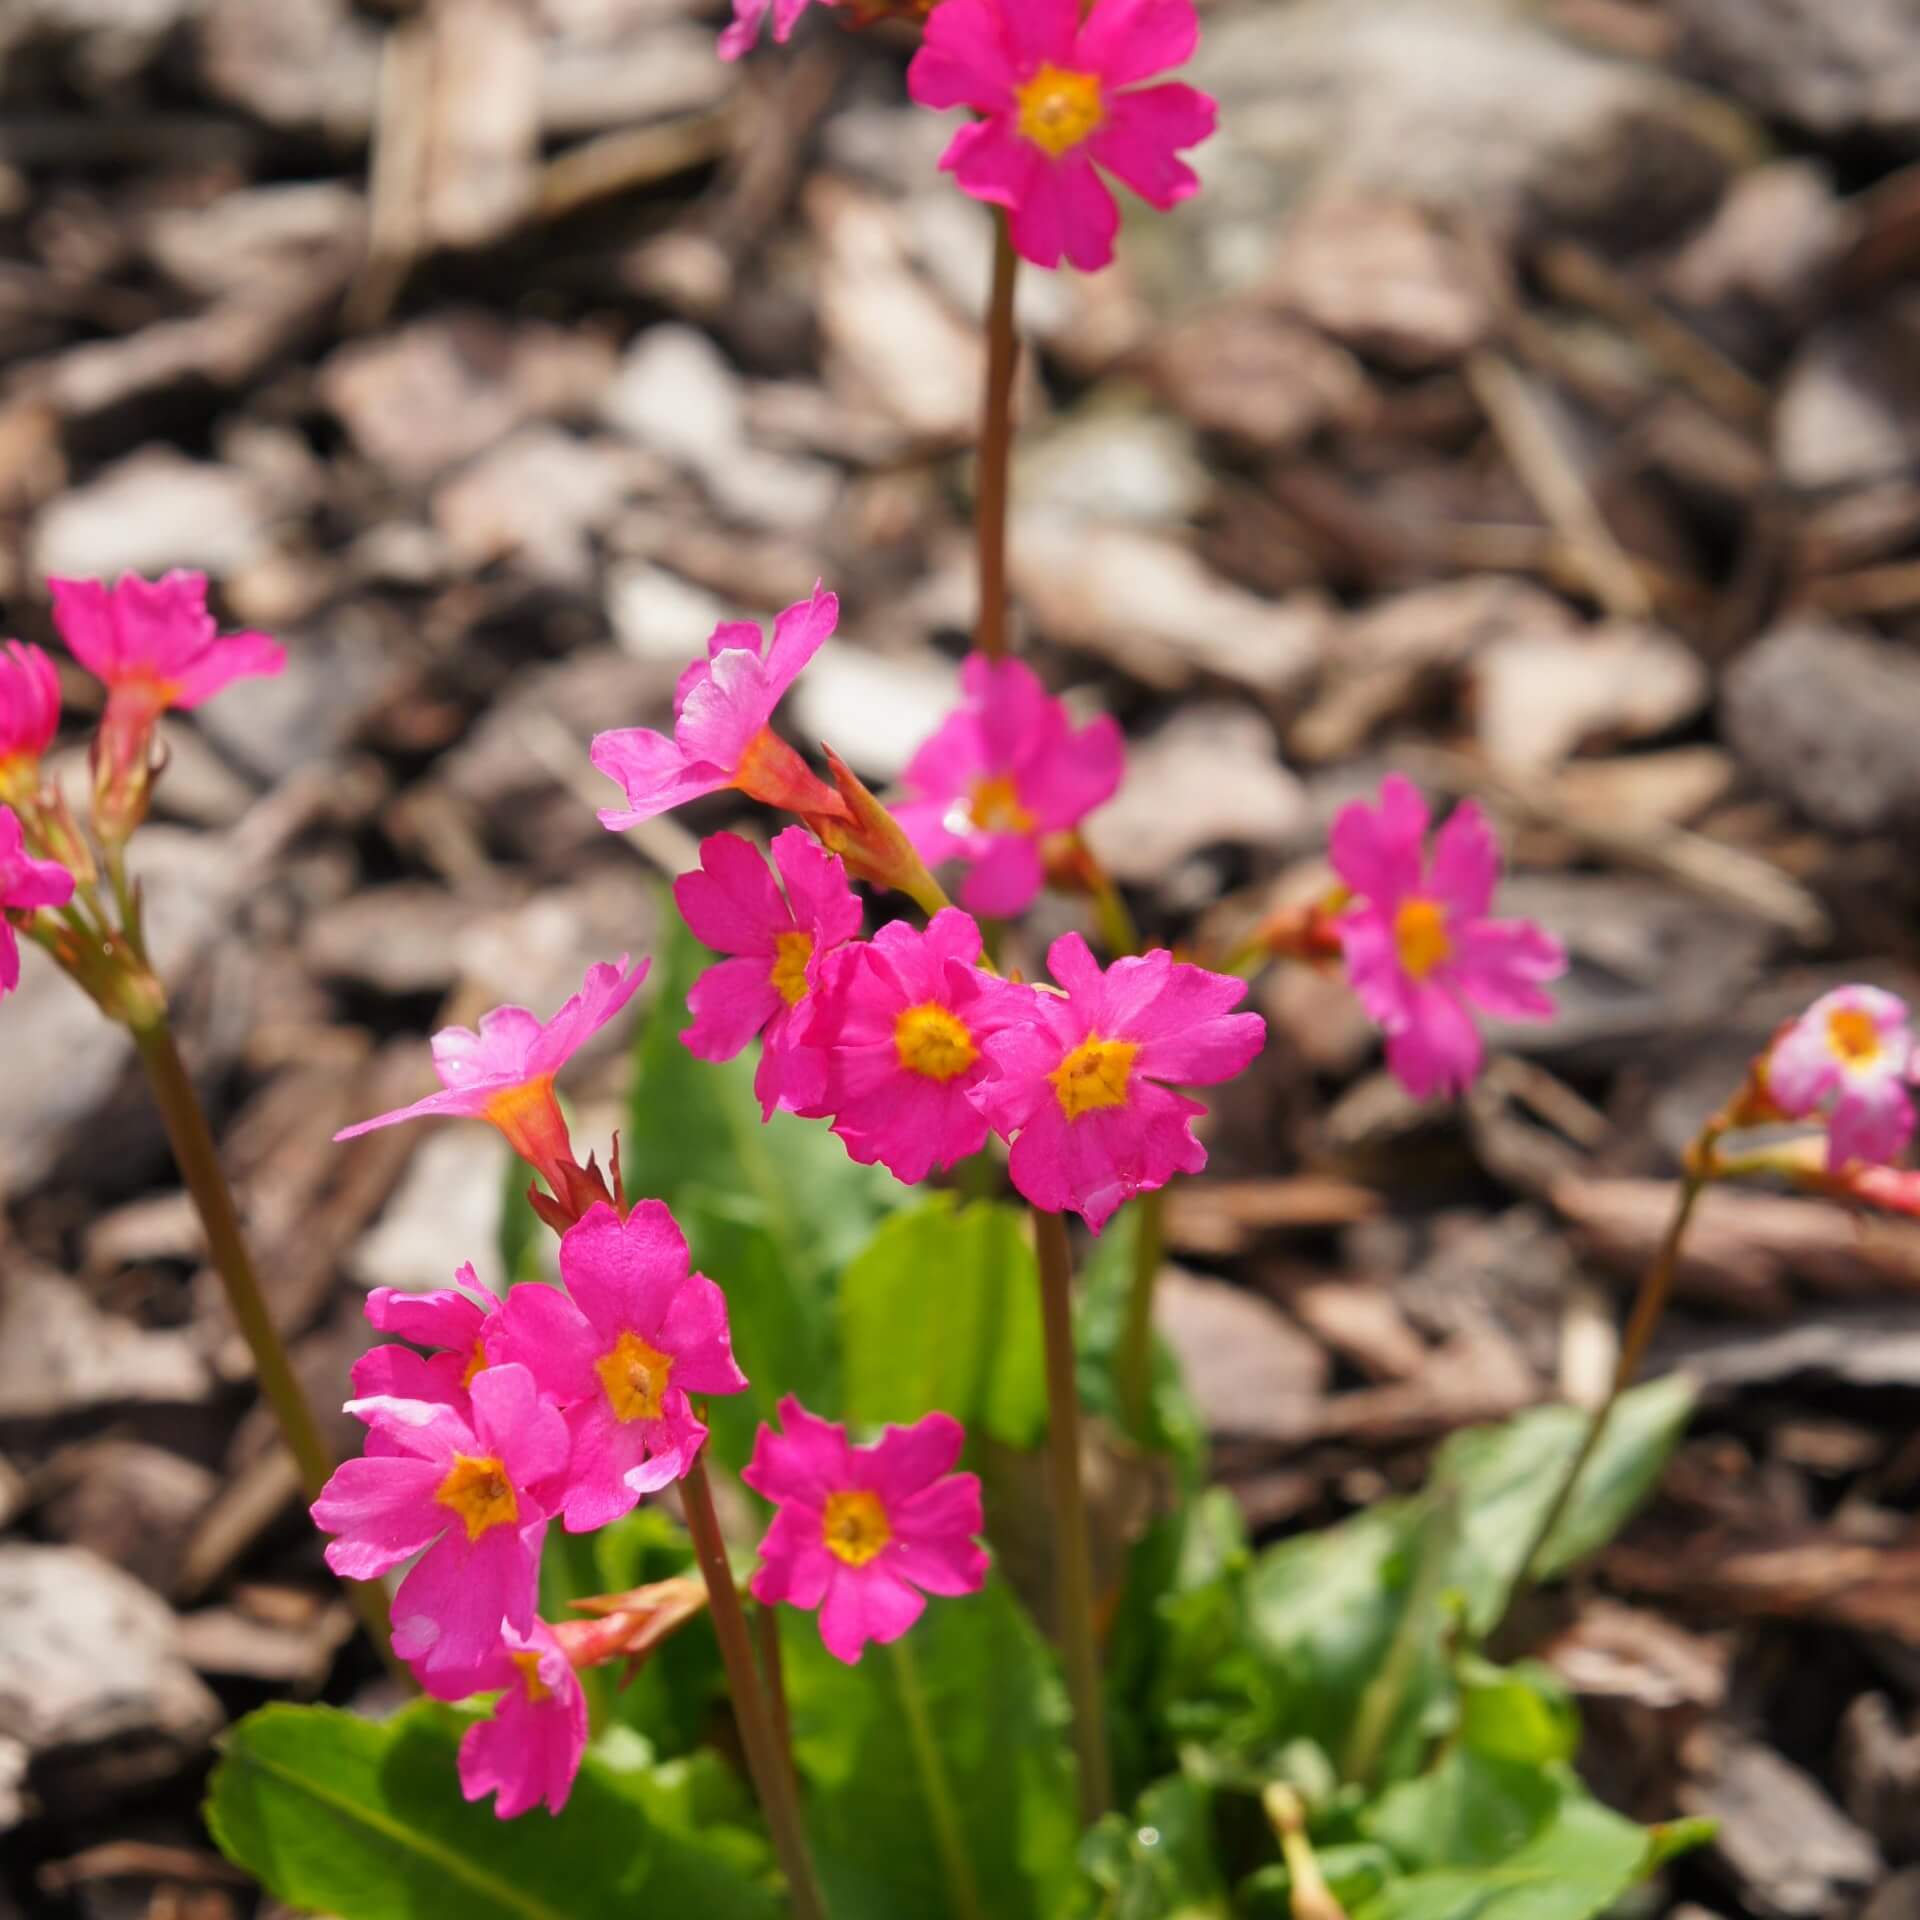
xmin=1033 ymin=1207 xmax=1113 ymax=1824
xmin=975 ymin=215 xmax=1020 ymax=662
xmin=130 ymin=1019 xmax=402 ymax=1680
xmin=1263 ymin=1783 xmax=1349 ymax=1920
xmin=1115 ymin=1187 xmax=1164 ymax=1444
xmin=888 ymin=1637 xmax=987 ymax=1920
xmin=683 ymin=1457 xmax=829 ymax=1920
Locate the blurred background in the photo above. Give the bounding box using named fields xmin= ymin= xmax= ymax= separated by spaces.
xmin=5 ymin=0 xmax=1920 ymax=1913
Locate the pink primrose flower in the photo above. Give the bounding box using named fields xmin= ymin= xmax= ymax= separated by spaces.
xmin=907 ymin=0 xmax=1219 ymax=272
xmin=894 ymin=654 xmax=1123 ymax=917
xmin=0 ymin=805 xmax=74 ymax=997
xmin=1330 ymin=774 xmax=1565 ymax=1102
xmin=591 ymin=585 xmax=845 ymax=831
xmin=332 ymin=957 xmax=647 ymax=1197
xmin=416 ymin=1620 xmax=588 ymax=1819
xmin=0 ymin=643 xmax=60 ymax=798
xmin=744 ymin=1397 xmax=989 ymax=1665
xmin=48 ymin=571 xmax=283 ymax=713
xmin=350 ymin=1267 xmax=501 ymax=1411
xmin=803 ymin=907 xmax=1035 ymax=1185
xmin=1766 ymin=985 xmax=1917 ymax=1173
xmin=718 ymin=0 xmax=831 ymax=59
xmin=673 ymin=826 xmax=862 ymax=1120
xmin=975 ymin=931 xmax=1265 ymax=1231
xmin=492 ymin=1202 xmax=747 ymax=1533
xmin=314 ymin=1361 xmax=567 ymax=1674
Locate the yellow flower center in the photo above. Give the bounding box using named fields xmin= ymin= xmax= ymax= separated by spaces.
xmin=481 ymin=1074 xmax=569 ymax=1182
xmin=1050 ymin=1033 xmax=1139 ymax=1120
xmin=510 ymin=1648 xmax=552 ymax=1702
xmin=595 ymin=1328 xmax=675 ymax=1423
xmin=1828 ymin=1006 xmax=1882 ymax=1068
xmin=1016 ymin=62 xmax=1105 ymax=157
xmin=821 ymin=1489 xmax=893 ymax=1567
xmin=434 ymin=1454 xmax=519 ymax=1543
xmin=968 ymin=772 xmax=1035 ymax=836
xmin=1393 ymin=897 xmax=1452 ymax=980
xmin=895 ymin=1002 xmax=979 ymax=1082
xmin=769 ymin=929 xmax=815 ymax=1007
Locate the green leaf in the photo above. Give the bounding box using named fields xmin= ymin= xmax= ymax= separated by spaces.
xmin=207 ymin=1703 xmax=779 ymax=1920
xmin=784 ymin=1581 xmax=1080 ymax=1920
xmin=1456 ymin=1657 xmax=1578 ymax=1769
xmin=1077 ymin=1775 xmax=1230 ymax=1920
xmin=840 ymin=1195 xmax=1046 ymax=1448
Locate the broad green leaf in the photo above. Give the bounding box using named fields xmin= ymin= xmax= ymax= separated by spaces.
xmin=1456 ymin=1657 xmax=1578 ymax=1768
xmin=840 ymin=1195 xmax=1046 ymax=1448
xmin=1076 ymin=1775 xmax=1230 ymax=1920
xmin=784 ymin=1580 xmax=1080 ymax=1920
xmin=207 ymin=1703 xmax=778 ymax=1920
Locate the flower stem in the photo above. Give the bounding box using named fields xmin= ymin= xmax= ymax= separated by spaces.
xmin=754 ymin=1596 xmax=798 ymax=1809
xmin=1114 ymin=1186 xmax=1164 ymax=1444
xmin=1263 ymin=1782 xmax=1350 ymax=1920
xmin=887 ymin=1636 xmax=987 ymax=1920
xmin=1032 ymin=1207 xmax=1113 ymax=1824
xmin=683 ymin=1456 xmax=829 ymax=1920
xmin=129 ymin=1019 xmax=401 ymax=1678
xmin=975 ymin=214 xmax=1020 ymax=662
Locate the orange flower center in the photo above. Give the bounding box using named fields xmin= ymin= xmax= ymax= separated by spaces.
xmin=435 ymin=1454 xmax=519 ymax=1542
xmin=595 ymin=1328 xmax=674 ymax=1423
xmin=1828 ymin=1006 xmax=1882 ymax=1068
xmin=822 ymin=1489 xmax=892 ymax=1567
xmin=1393 ymin=898 xmax=1451 ymax=980
xmin=460 ymin=1338 xmax=488 ymax=1388
xmin=482 ymin=1075 xmax=571 ymax=1186
xmin=1050 ymin=1034 xmax=1138 ymax=1120
xmin=769 ymin=929 xmax=815 ymax=1007
xmin=895 ymin=1002 xmax=979 ymax=1082
xmin=510 ymin=1648 xmax=552 ymax=1703
xmin=1016 ymin=63 xmax=1105 ymax=157
xmin=967 ymin=772 xmax=1035 ymax=836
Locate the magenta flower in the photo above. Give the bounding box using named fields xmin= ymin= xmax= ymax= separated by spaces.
xmin=333 ymin=957 xmax=647 ymax=1198
xmin=492 ymin=1202 xmax=747 ymax=1533
xmin=416 ymin=1621 xmax=588 ymax=1820
xmin=1330 ymin=775 xmax=1565 ymax=1102
xmin=313 ymin=1362 xmax=567 ymax=1674
xmin=48 ymin=571 xmax=283 ymax=713
xmin=744 ymin=1398 xmax=989 ymax=1665
xmin=894 ymin=654 xmax=1124 ymax=917
xmin=349 ymin=1267 xmax=500 ymax=1411
xmin=591 ymin=585 xmax=845 ymax=831
xmin=803 ymin=908 xmax=1035 ymax=1185
xmin=976 ymin=932 xmax=1264 ymax=1231
xmin=718 ymin=0 xmax=831 ymax=59
xmin=673 ymin=827 xmax=862 ymax=1120
xmin=0 ymin=806 xmax=74 ymax=998
xmin=1767 ymin=986 xmax=1917 ymax=1172
xmin=0 ymin=642 xmax=60 ymax=799
xmin=907 ymin=0 xmax=1218 ymax=272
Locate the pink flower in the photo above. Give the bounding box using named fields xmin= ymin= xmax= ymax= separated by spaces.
xmin=591 ymin=585 xmax=845 ymax=831
xmin=333 ymin=958 xmax=647 ymax=1198
xmin=416 ymin=1620 xmax=587 ymax=1819
xmin=907 ymin=0 xmax=1218 ymax=272
xmin=1767 ymin=986 xmax=1917 ymax=1172
xmin=350 ymin=1267 xmax=500 ymax=1411
xmin=0 ymin=805 xmax=74 ymax=998
xmin=744 ymin=1398 xmax=989 ymax=1665
xmin=48 ymin=571 xmax=283 ymax=712
xmin=313 ymin=1362 xmax=567 ymax=1674
xmin=804 ymin=908 xmax=1035 ymax=1185
xmin=492 ymin=1202 xmax=747 ymax=1532
xmin=1331 ymin=775 xmax=1565 ymax=1102
xmin=976 ymin=932 xmax=1264 ymax=1231
xmin=894 ymin=654 xmax=1123 ymax=917
xmin=718 ymin=0 xmax=830 ymax=59
xmin=673 ymin=827 xmax=862 ymax=1119
xmin=0 ymin=642 xmax=60 ymax=798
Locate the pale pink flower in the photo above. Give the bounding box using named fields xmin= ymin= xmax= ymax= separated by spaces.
xmin=0 ymin=805 xmax=74 ymax=997
xmin=744 ymin=1398 xmax=989 ymax=1665
xmin=48 ymin=571 xmax=283 ymax=712
xmin=1767 ymin=985 xmax=1917 ymax=1172
xmin=1331 ymin=774 xmax=1565 ymax=1102
xmin=591 ymin=585 xmax=844 ymax=830
xmin=673 ymin=827 xmax=862 ymax=1119
xmin=0 ymin=642 xmax=60 ymax=798
xmin=313 ymin=1362 xmax=567 ymax=1674
xmin=908 ymin=0 xmax=1218 ymax=272
xmin=349 ymin=1267 xmax=500 ymax=1411
xmin=492 ymin=1202 xmax=746 ymax=1533
xmin=415 ymin=1621 xmax=588 ymax=1820
xmin=975 ymin=932 xmax=1264 ymax=1231
xmin=333 ymin=958 xmax=647 ymax=1197
xmin=894 ymin=654 xmax=1123 ymax=917
xmin=803 ymin=908 xmax=1035 ymax=1185
xmin=718 ymin=0 xmax=831 ymax=59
